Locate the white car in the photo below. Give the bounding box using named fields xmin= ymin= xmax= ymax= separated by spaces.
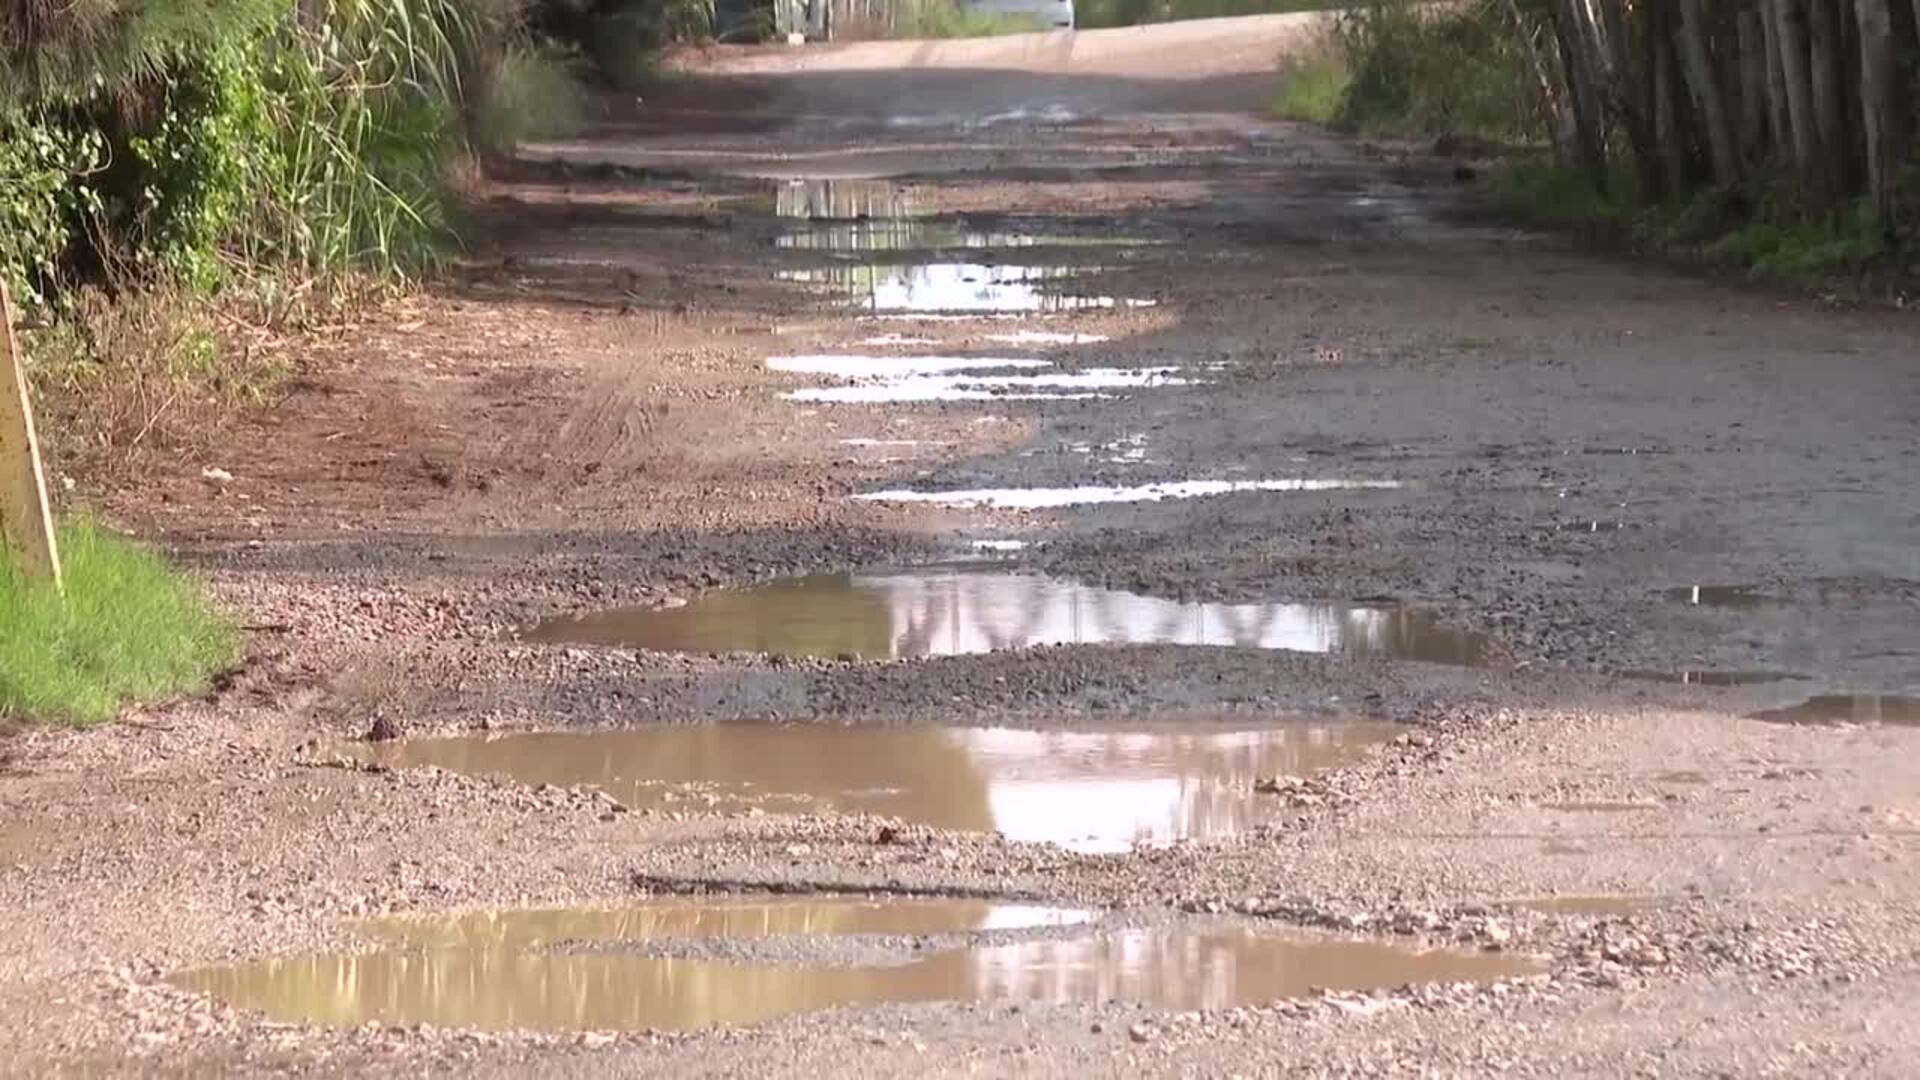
xmin=967 ymin=0 xmax=1075 ymax=30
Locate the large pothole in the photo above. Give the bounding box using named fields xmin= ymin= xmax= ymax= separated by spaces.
xmin=524 ymin=568 xmax=1487 ymax=665
xmin=173 ymin=897 xmax=1540 ymax=1034
xmin=357 ymin=720 xmax=1405 ymax=852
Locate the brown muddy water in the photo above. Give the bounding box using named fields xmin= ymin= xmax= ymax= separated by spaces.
xmin=524 ymin=570 xmax=1489 ymax=666
xmin=172 ymin=898 xmax=1540 ymax=1034
xmin=1749 ymin=694 xmax=1920 ymax=727
xmin=360 ymin=721 xmax=1405 ymax=852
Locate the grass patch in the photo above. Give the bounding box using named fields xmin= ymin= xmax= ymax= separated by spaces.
xmin=1492 ymin=157 xmax=1896 ymax=287
xmin=0 ymin=523 xmax=239 ymax=725
xmin=1271 ymin=40 xmax=1349 ymax=124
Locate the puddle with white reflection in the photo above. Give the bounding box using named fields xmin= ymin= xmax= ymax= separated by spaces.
xmin=351 ymin=721 xmax=1409 ymax=851
xmin=987 ymin=330 xmax=1111 ymax=346
xmin=174 ymin=900 xmax=1538 ymax=1034
xmin=779 ymin=263 xmax=1155 ymax=313
xmin=776 ymin=223 xmax=1151 ymax=252
xmin=526 ymin=568 xmax=1489 ymax=667
xmin=773 ymin=353 xmax=1189 ymax=405
xmin=785 ymin=367 xmax=1188 ymax=404
xmin=770 ymin=355 xmax=1050 ymax=378
xmin=777 ymin=179 xmax=921 ymax=220
xmin=857 ymin=334 xmax=938 ymax=347
xmin=969 ymin=539 xmax=1029 ymax=552
xmin=855 ymin=479 xmax=1401 ymax=508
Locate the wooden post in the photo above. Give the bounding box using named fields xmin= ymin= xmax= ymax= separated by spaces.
xmin=0 ymin=282 xmax=61 ymax=590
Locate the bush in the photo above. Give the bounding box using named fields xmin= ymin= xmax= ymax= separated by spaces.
xmin=1332 ymin=1 xmax=1542 ymax=141
xmin=0 ymin=523 xmax=239 ymax=726
xmin=476 ymin=45 xmax=588 ymax=155
xmin=1271 ymin=35 xmax=1349 ymax=124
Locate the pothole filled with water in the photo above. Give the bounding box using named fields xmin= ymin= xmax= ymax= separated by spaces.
xmin=1662 ymin=585 xmax=1773 ymax=608
xmin=778 ymin=263 xmax=1155 ymax=313
xmin=172 ymin=898 xmax=1539 ymax=1033
xmin=524 ymin=569 xmax=1487 ymax=665
xmin=1617 ymin=669 xmax=1808 ymax=687
xmin=775 ymin=222 xmax=1154 ymax=252
xmin=357 ymin=721 xmax=1407 ymax=851
xmin=771 ymin=353 xmax=1192 ymax=403
xmin=1749 ymin=694 xmax=1920 ymax=727
xmin=777 ymin=179 xmax=923 ymax=221
xmin=853 ymin=479 xmax=1402 ymax=508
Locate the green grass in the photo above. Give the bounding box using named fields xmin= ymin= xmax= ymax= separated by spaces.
xmin=0 ymin=523 xmax=239 ymax=725
xmin=1271 ymin=48 xmax=1349 ymax=124
xmin=1492 ymin=156 xmax=1893 ymax=286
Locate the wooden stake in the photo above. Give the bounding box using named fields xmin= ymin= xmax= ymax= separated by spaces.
xmin=0 ymin=281 xmax=61 ymax=590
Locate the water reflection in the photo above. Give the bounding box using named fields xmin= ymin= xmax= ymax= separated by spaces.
xmin=777 ymin=263 xmax=1154 ymax=313
xmin=528 ymin=570 xmax=1484 ymax=665
xmin=361 ymin=722 xmax=1405 ymax=852
xmin=1749 ymin=694 xmax=1920 ymax=726
xmin=367 ymin=898 xmax=1097 ymax=953
xmin=776 ymin=179 xmax=921 ymax=220
xmin=776 ymin=223 xmax=1153 ymax=252
xmin=174 ymin=911 xmax=1539 ymax=1033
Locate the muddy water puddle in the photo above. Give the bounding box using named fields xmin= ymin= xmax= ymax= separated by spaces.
xmin=778 ymin=263 xmax=1155 ymax=313
xmin=776 ymin=221 xmax=1151 ymax=252
xmin=777 ymin=179 xmax=923 ymax=220
xmin=773 ymin=351 xmax=1192 ymax=403
xmin=361 ymin=721 xmax=1406 ymax=852
xmin=175 ymin=898 xmax=1538 ymax=1033
xmin=525 ymin=570 xmax=1487 ymax=666
xmin=854 ymin=479 xmax=1402 ymax=508
xmin=1618 ymin=669 xmax=1808 ymax=687
xmin=1663 ymin=585 xmax=1774 ymax=608
xmin=1750 ymin=694 xmax=1920 ymax=727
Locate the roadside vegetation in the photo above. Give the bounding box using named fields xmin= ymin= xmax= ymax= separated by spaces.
xmin=1078 ymin=0 xmax=1336 ymax=30
xmin=1275 ymin=1 xmax=1920 ymax=289
xmin=0 ymin=1 xmax=709 ymax=725
xmin=0 ymin=524 xmax=238 ymax=725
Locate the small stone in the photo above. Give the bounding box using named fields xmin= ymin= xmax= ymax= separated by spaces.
xmin=1128 ymin=1022 xmax=1156 ymax=1044
xmin=367 ymin=715 xmax=402 ymax=743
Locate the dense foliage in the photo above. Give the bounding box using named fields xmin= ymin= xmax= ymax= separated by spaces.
xmin=1293 ymin=1 xmax=1920 ymax=281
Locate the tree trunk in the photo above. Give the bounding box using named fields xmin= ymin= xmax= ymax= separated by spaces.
xmin=1653 ymin=8 xmax=1692 ymax=192
xmin=1773 ymin=0 xmax=1829 ymax=207
xmin=1855 ymin=0 xmax=1905 ymax=211
xmin=1504 ymin=0 xmax=1569 ymax=155
xmin=1738 ymin=10 xmax=1770 ymax=160
xmin=1678 ymin=0 xmax=1741 ymax=184
xmin=1552 ymin=0 xmax=1611 ymax=187
xmin=1599 ymin=0 xmax=1663 ymax=198
xmin=1762 ymin=0 xmax=1795 ymax=163
xmin=1807 ymin=0 xmax=1851 ymax=197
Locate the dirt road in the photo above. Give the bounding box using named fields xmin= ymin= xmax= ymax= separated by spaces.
xmin=5 ymin=15 xmax=1920 ymax=1077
